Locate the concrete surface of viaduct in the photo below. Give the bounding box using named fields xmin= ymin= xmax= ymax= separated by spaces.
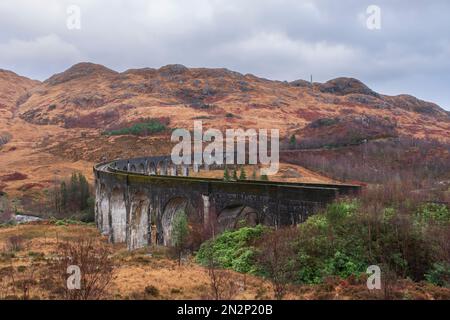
xmin=94 ymin=156 xmax=361 ymax=250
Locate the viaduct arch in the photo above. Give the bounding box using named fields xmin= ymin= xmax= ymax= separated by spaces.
xmin=94 ymin=156 xmax=360 ymax=250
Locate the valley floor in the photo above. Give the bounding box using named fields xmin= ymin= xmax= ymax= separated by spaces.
xmin=1 ymin=222 xmax=449 ymax=300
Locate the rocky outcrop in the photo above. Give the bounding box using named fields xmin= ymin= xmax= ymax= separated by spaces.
xmin=0 ymin=132 xmax=11 ymax=147
xmin=318 ymin=77 xmax=379 ymax=97
xmin=44 ymin=62 xmax=118 ymax=86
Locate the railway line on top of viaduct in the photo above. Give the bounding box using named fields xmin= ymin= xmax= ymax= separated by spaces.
xmin=94 ymin=155 xmax=361 ymax=251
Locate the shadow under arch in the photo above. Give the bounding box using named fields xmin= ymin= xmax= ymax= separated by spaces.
xmin=148 ymin=161 xmax=157 ymax=175
xmin=138 ymin=163 xmax=146 ymax=174
xmin=156 ymin=160 xmax=168 ymax=175
xmin=217 ymin=204 xmax=259 ymax=234
xmin=159 ymin=196 xmax=201 ymax=247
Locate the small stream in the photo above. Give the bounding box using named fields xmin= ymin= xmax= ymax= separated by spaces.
xmin=14 ymin=214 xmax=43 ymax=224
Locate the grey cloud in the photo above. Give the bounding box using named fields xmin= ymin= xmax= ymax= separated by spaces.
xmin=0 ymin=0 xmax=449 ymax=109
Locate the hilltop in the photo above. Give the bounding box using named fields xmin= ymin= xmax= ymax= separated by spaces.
xmin=0 ymin=62 xmax=449 ymax=197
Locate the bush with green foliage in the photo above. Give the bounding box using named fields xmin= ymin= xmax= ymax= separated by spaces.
xmin=295 ymin=200 xmax=450 ymax=285
xmin=172 ymin=209 xmax=189 ymax=265
xmin=239 ymin=168 xmax=247 ymax=180
xmin=415 ymin=203 xmax=450 ymax=226
xmin=196 ymin=199 xmax=450 ymax=288
xmin=232 ymin=168 xmax=238 ymax=181
xmin=425 ymin=262 xmax=450 ymax=287
xmin=196 ymin=225 xmax=266 ymax=274
xmin=103 ymin=119 xmax=167 ymax=136
xmin=223 ymin=166 xmax=230 ymax=181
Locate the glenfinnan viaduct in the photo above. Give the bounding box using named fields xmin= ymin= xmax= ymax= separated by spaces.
xmin=94 ymin=156 xmax=360 ymax=250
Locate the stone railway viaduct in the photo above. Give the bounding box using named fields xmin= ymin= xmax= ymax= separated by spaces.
xmin=94 ymin=155 xmax=361 ymax=250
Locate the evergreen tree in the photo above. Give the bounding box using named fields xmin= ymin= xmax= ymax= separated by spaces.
xmin=239 ymin=167 xmax=247 ymax=180
xmin=252 ymin=166 xmax=257 ymax=180
xmin=223 ymin=166 xmax=230 ymax=181
xmin=232 ymin=168 xmax=238 ymax=181
xmin=78 ymin=173 xmax=90 ymax=211
xmin=60 ymin=181 xmax=68 ymax=211
xmin=55 ymin=172 xmax=92 ymax=215
xmin=69 ymin=173 xmax=78 ymax=208
xmin=172 ymin=209 xmax=189 ymax=266
xmin=289 ymin=134 xmax=296 ymax=149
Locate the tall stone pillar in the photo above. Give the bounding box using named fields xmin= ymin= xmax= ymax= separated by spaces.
xmin=202 ymin=194 xmax=210 ymax=229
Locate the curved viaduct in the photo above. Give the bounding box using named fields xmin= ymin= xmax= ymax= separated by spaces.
xmin=94 ymin=156 xmax=361 ymax=250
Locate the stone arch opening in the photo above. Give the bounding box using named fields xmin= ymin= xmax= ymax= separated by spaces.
xmin=130 ymin=164 xmax=137 ymax=172
xmin=157 ymin=160 xmax=168 ymax=175
xmin=129 ymin=192 xmax=150 ymax=250
xmin=148 ymin=162 xmax=157 ymax=175
xmin=169 ymin=164 xmax=178 ymax=176
xmin=217 ymin=204 xmax=259 ymax=233
xmin=122 ymin=165 xmax=128 ymax=171
xmin=181 ymin=165 xmax=189 ymax=177
xmin=160 ymin=197 xmax=201 ymax=247
xmin=138 ymin=163 xmax=146 ymax=174
xmin=110 ymin=187 xmax=127 ymax=243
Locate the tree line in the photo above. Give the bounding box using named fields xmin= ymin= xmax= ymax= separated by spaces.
xmin=52 ymin=172 xmax=94 ymax=221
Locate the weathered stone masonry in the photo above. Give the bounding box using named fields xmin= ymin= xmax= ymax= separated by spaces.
xmin=94 ymin=156 xmax=361 ymax=251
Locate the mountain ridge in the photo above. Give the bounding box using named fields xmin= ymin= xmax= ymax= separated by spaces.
xmin=0 ymin=62 xmax=449 ymax=197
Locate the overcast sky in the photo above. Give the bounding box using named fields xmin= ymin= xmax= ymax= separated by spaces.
xmin=1 ymin=0 xmax=449 ymax=110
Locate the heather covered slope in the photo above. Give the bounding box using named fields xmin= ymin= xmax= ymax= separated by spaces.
xmin=0 ymin=62 xmax=449 ymax=197
xmin=16 ymin=62 xmax=450 ymax=138
xmin=0 ymin=69 xmax=39 ymax=119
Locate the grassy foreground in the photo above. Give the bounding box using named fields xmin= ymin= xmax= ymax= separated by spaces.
xmin=1 ymin=220 xmax=449 ymax=300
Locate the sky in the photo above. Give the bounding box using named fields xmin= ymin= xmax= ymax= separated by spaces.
xmin=1 ymin=0 xmax=449 ymax=110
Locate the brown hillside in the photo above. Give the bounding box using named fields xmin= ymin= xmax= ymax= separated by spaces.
xmin=0 ymin=62 xmax=449 ymax=197
xmin=0 ymin=69 xmax=39 ymax=119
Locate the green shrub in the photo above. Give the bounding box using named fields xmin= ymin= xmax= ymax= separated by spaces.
xmin=325 ymin=200 xmax=358 ymax=224
xmin=425 ymin=262 xmax=450 ymax=287
xmin=103 ymin=119 xmax=167 ymax=136
xmin=299 ymin=199 xmax=450 ymax=284
xmin=415 ymin=203 xmax=450 ymax=226
xmin=196 ymin=225 xmax=266 ymax=274
xmin=322 ymin=251 xmax=366 ymax=279
xmin=294 ymin=201 xmax=367 ymax=284
xmin=196 ymin=199 xmax=450 ymax=287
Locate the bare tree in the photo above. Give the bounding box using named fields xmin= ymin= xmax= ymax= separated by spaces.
xmin=256 ymin=227 xmax=298 ymax=300
xmin=51 ymin=237 xmax=114 ymax=300
xmin=203 ymin=243 xmax=238 ymax=300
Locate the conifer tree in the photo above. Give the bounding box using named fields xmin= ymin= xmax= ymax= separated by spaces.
xmin=252 ymin=166 xmax=257 ymax=180
xmin=232 ymin=168 xmax=238 ymax=181
xmin=223 ymin=166 xmax=230 ymax=181
xmin=239 ymin=167 xmax=247 ymax=180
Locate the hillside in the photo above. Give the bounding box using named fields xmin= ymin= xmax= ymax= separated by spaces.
xmin=0 ymin=69 xmax=39 ymax=119
xmin=15 ymin=63 xmax=450 ymax=137
xmin=1 ymin=62 xmax=449 ymax=198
